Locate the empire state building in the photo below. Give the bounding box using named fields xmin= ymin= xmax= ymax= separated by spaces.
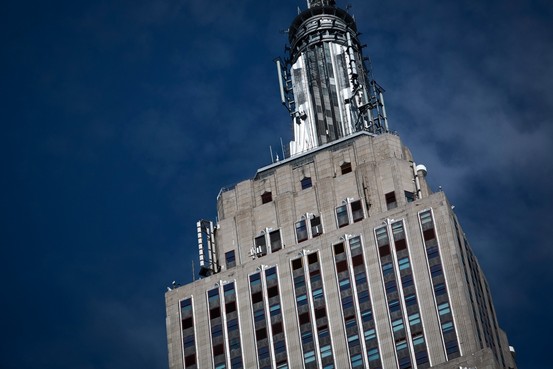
xmin=165 ymin=1 xmax=517 ymax=368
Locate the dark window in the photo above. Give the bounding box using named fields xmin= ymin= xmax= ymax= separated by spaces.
xmin=405 ymin=191 xmax=415 ymax=202
xmin=352 ymin=254 xmax=364 ymax=266
xmin=434 ymin=283 xmax=447 ymax=296
xmin=385 ymin=191 xmax=397 ymax=210
xmin=307 ymin=253 xmax=318 ymax=264
xmin=296 ymin=220 xmax=308 ymax=243
xmin=341 ymin=162 xmax=352 ymax=174
xmin=401 ymin=274 xmax=413 ymax=288
xmin=334 ymin=242 xmax=345 ymax=255
xmin=261 ymin=191 xmax=272 ymax=204
xmin=252 ymin=292 xmax=262 ymax=303
xmin=389 ymin=299 xmax=401 ymax=312
xmin=268 ymin=286 xmax=279 ymax=298
xmin=226 ymin=301 xmax=236 ymax=314
xmin=256 ymin=328 xmax=267 ymax=340
xmin=405 ymin=294 xmax=417 ymax=306
xmin=431 ymin=264 xmax=443 ymax=277
xmin=385 ymin=280 xmax=397 ymax=294
xmin=210 ymin=307 xmax=221 ymax=319
xmin=292 ymin=258 xmax=303 ymax=270
xmin=255 ymin=235 xmax=267 ymax=256
xmin=270 ymin=230 xmax=282 ymax=252
xmin=351 ymin=200 xmax=364 ymax=222
xmin=185 ymin=354 xmax=196 ymax=366
xmin=182 ymin=317 xmax=193 ymax=329
xmin=301 ymin=177 xmax=312 ymax=190
xmin=225 ymin=250 xmax=236 ymax=268
xmin=272 ymin=322 xmax=283 ymax=334
xmin=311 ymin=215 xmax=322 ymax=237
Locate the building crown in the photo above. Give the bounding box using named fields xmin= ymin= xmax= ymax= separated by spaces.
xmin=276 ymin=1 xmax=389 ymax=157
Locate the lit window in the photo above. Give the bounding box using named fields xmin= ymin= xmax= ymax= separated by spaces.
xmin=339 ymin=278 xmax=351 ymax=291
xmin=296 ymin=219 xmax=308 ymax=243
xmin=320 ymin=344 xmax=332 ymax=358
xmin=396 ymin=339 xmax=408 ymax=351
xmin=392 ymin=319 xmax=404 ymax=332
xmin=351 ymin=353 xmax=363 ymax=367
xmin=368 ymin=348 xmax=380 ymax=361
xmin=304 ymin=350 xmax=316 ymax=363
xmin=249 ymin=273 xmax=261 ymax=287
xmin=313 ymin=288 xmax=324 ymax=300
xmin=296 ymin=294 xmax=308 ymax=306
xmin=301 ymin=177 xmax=312 ymax=190
xmin=225 ymin=250 xmax=236 ymax=268
xmin=270 ymin=303 xmax=281 ymax=316
xmin=408 ymin=312 xmax=421 ymax=326
xmin=382 ymin=262 xmax=393 ymax=276
xmin=364 ymin=328 xmax=376 ymax=341
xmin=336 ymin=205 xmax=349 ymax=228
xmin=442 ymin=321 xmax=454 ymax=333
xmin=413 ymin=334 xmax=425 ymax=346
xmin=341 ymin=162 xmax=352 ymax=174
xmin=398 ymin=257 xmax=410 ymax=270
xmin=438 ymin=302 xmax=451 ymax=316
xmin=261 ymin=191 xmax=272 ymax=204
xmin=385 ymin=191 xmax=397 ymax=210
xmin=265 ymin=267 xmax=277 ymax=282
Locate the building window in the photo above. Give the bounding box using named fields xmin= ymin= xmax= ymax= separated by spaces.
xmin=405 ymin=191 xmax=415 ymax=202
xmin=438 ymin=302 xmax=451 ymax=316
xmin=261 ymin=191 xmax=272 ymax=204
xmin=301 ymin=177 xmax=312 ymax=190
xmin=311 ymin=215 xmax=322 ymax=237
xmin=340 ymin=162 xmax=352 ymax=174
xmin=409 ymin=312 xmax=421 ymax=326
xmin=385 ymin=191 xmax=397 ymax=210
xmin=254 ymin=235 xmax=267 ymax=256
xmin=336 ymin=205 xmax=349 ymax=228
xmin=269 ymin=230 xmax=282 ymax=252
xmin=296 ymin=215 xmax=323 ymax=242
xmin=225 ymin=250 xmax=236 ymax=268
xmin=351 ymin=200 xmax=364 ymax=222
xmin=336 ymin=200 xmax=364 ymax=228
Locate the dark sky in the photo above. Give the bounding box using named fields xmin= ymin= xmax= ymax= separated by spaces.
xmin=1 ymin=0 xmax=551 ymax=368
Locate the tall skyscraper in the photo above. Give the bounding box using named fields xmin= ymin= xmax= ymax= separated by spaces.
xmin=165 ymin=1 xmax=517 ymax=369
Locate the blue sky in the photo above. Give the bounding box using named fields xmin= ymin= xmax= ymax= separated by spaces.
xmin=1 ymin=0 xmax=551 ymax=368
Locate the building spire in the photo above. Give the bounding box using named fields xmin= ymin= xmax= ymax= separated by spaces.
xmin=276 ymin=1 xmax=389 ymax=157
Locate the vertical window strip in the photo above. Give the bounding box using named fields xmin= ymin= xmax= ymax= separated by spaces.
xmin=223 ymin=282 xmax=243 ymax=369
xmin=419 ymin=210 xmax=460 ymax=360
xmin=250 ymin=272 xmax=270 ymax=368
xmin=346 ymin=236 xmax=382 ymax=369
xmin=180 ymin=298 xmax=197 ymax=368
xmin=264 ymin=266 xmax=288 ymax=368
xmin=291 ymin=256 xmax=318 ymax=368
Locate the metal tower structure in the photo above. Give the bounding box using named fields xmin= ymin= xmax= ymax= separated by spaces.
xmin=276 ymin=0 xmax=388 ymax=157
